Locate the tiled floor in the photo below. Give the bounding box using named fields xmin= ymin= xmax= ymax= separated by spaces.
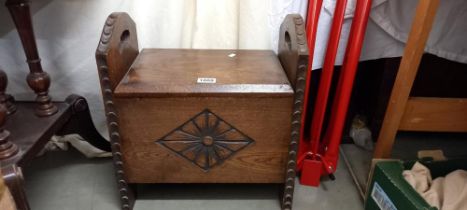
xmin=23 ymin=149 xmax=364 ymax=210
xmin=25 ymin=131 xmax=467 ymax=209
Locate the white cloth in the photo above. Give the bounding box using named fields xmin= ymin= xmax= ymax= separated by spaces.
xmin=311 ymin=0 xmax=467 ymax=70
xmin=403 ymin=162 xmax=467 ymax=210
xmin=370 ymin=0 xmax=467 ymax=64
xmin=0 ymin=0 xmax=307 ymax=138
xmin=38 ymin=135 xmax=111 ymax=158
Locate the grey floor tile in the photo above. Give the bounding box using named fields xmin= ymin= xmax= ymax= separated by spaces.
xmin=392 ymin=132 xmax=467 ymax=159
xmin=340 ymin=144 xmax=372 ymax=195
xmin=23 ymin=149 xmax=363 ymax=210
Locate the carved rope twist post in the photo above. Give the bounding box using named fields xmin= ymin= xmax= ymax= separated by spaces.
xmin=96 ymin=13 xmax=139 ymax=210
xmin=5 ymin=0 xmax=58 ymax=117
xmin=99 ymin=64 xmax=132 ymax=209
xmin=280 ymin=15 xmax=309 ymax=210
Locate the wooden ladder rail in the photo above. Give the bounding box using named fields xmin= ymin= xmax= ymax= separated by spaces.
xmin=373 ymin=0 xmax=441 ymax=158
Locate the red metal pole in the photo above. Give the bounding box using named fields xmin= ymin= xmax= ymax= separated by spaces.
xmin=298 ymin=0 xmax=324 ymax=163
xmin=309 ymin=0 xmax=347 ymax=155
xmin=323 ymin=0 xmax=373 ymax=168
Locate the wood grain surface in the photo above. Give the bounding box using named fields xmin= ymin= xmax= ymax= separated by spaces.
xmin=96 ymin=12 xmax=140 ymax=209
xmin=114 ymin=49 xmax=293 ymax=97
xmin=96 ymin=13 xmax=139 ymax=91
xmin=400 ymin=97 xmax=467 ymax=132
xmin=95 ymin=12 xmax=307 ymax=210
xmin=115 ymin=96 xmax=293 ymax=183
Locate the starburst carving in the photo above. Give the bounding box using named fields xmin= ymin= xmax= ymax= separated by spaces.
xmin=156 ymin=109 xmax=254 ymax=171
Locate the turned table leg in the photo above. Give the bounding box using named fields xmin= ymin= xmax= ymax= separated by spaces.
xmin=0 ymin=69 xmax=17 ymax=115
xmin=0 ymin=69 xmax=19 ymax=159
xmin=1 ymin=165 xmax=30 ymax=210
xmin=5 ymin=0 xmax=57 ymax=117
xmin=0 ymin=104 xmax=18 ymax=160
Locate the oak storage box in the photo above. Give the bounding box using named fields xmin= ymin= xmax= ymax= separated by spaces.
xmin=116 ymin=48 xmax=294 ymax=183
xmin=96 ymin=13 xmax=309 ymax=210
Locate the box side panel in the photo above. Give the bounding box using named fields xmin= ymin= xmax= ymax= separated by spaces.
xmin=365 ymin=161 xmax=435 ymax=210
xmin=115 ymin=96 xmax=293 ymax=183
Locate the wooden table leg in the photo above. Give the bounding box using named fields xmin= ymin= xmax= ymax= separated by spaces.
xmin=0 ymin=100 xmax=19 ymax=160
xmin=1 ymin=165 xmax=29 ymax=210
xmin=56 ymin=95 xmax=111 ymax=152
xmin=0 ymin=70 xmax=16 ymax=115
xmin=5 ymin=0 xmax=57 ymax=117
xmin=373 ymin=0 xmax=440 ymax=158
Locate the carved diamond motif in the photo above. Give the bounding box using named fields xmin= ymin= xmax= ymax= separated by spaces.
xmin=155 ymin=109 xmax=254 ymax=171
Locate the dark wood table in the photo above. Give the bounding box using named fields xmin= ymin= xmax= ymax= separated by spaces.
xmin=0 ymin=1 xmax=110 ymax=209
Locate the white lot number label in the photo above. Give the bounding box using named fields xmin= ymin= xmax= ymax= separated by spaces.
xmin=197 ymin=77 xmax=217 ymax=84
xmin=371 ymin=182 xmax=397 ymax=210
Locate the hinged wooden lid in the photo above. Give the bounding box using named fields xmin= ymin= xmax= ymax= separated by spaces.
xmin=114 ymin=49 xmax=293 ymax=97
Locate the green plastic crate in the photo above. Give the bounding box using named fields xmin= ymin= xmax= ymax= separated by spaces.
xmin=365 ymin=158 xmax=467 ymax=210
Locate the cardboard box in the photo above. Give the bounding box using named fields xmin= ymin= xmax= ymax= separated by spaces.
xmin=365 ymin=159 xmax=467 ymax=210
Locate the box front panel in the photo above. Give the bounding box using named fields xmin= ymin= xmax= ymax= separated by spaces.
xmin=115 ymin=96 xmax=293 ymax=183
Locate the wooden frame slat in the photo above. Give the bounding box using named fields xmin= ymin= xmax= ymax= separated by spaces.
xmin=400 ymin=97 xmax=467 ymax=132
